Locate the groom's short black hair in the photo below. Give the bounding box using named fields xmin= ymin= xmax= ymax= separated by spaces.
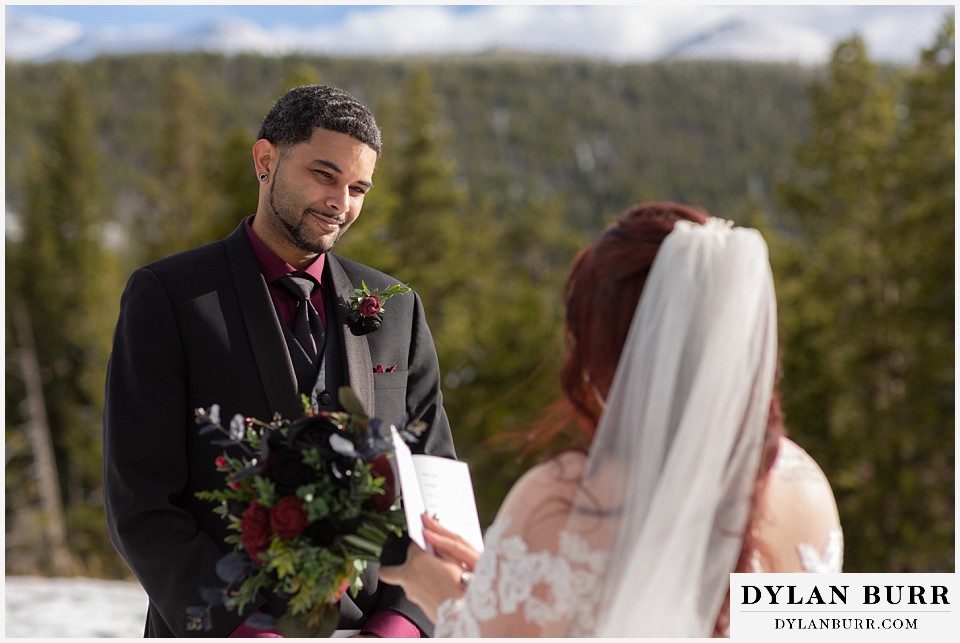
xmin=257 ymin=84 xmax=382 ymax=155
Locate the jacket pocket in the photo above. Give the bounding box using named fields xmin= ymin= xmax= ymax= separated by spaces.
xmin=373 ymin=371 xmax=408 ymax=427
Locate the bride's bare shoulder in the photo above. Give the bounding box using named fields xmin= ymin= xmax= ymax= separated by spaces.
xmin=502 ymin=451 xmax=586 ymax=505
xmin=492 ymin=451 xmax=587 ymax=532
xmin=756 ymin=437 xmax=844 ymax=572
xmin=769 ymin=437 xmax=837 ymax=501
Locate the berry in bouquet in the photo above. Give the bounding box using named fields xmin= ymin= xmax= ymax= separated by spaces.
xmin=187 ymin=386 xmax=415 ymax=637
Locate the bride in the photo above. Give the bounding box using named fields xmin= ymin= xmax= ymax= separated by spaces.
xmin=381 ymin=202 xmax=843 ymax=637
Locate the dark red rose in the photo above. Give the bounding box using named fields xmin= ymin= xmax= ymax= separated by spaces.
xmin=269 ymin=495 xmax=309 ymax=540
xmin=239 ymin=502 xmax=271 ymax=564
xmin=367 ymin=454 xmax=396 ymax=512
xmin=358 ymin=296 xmax=382 ymax=318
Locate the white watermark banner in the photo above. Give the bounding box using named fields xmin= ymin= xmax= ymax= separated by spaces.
xmin=730 ymin=573 xmax=956 ymax=641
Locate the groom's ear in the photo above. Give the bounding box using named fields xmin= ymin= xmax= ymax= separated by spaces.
xmin=252 ymin=138 xmax=277 ymax=176
xmin=379 ymin=532 xmax=411 ymax=567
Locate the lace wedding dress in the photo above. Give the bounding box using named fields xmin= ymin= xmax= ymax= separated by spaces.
xmin=435 ymin=220 xmax=843 ymax=637
xmin=435 ymin=516 xmax=606 ymax=637
xmin=434 ymin=452 xmax=613 ymax=638
xmin=435 ymin=441 xmax=844 ymax=637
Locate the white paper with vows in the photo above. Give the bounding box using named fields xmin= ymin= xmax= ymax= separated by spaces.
xmin=390 ymin=426 xmax=485 ymax=553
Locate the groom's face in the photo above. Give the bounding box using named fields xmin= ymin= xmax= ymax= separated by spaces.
xmin=266 ymin=127 xmax=377 ymax=255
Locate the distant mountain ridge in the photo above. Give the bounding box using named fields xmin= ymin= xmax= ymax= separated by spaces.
xmin=4 ymin=8 xmax=944 ymax=64
xmin=661 ymin=16 xmax=831 ymax=63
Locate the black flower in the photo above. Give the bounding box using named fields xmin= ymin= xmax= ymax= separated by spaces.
xmin=347 ymin=311 xmax=382 ymax=336
xmin=304 ymin=518 xmax=341 ymax=548
xmin=265 ymin=448 xmax=313 ymax=494
xmin=304 ymin=516 xmax=363 ymax=548
xmin=288 ymin=414 xmax=338 ymax=451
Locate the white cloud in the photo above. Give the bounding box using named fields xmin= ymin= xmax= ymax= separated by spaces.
xmin=4 ymin=12 xmax=83 ymax=60
xmin=4 ymin=5 xmax=953 ymax=64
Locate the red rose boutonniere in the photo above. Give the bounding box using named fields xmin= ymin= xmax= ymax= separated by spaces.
xmin=347 ymin=281 xmax=411 ymax=336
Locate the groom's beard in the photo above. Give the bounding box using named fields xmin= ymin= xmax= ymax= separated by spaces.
xmin=268 ymin=168 xmax=350 ymax=255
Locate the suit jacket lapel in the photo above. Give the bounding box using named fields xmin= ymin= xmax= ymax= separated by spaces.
xmin=224 ymin=224 xmax=303 ymax=419
xmin=326 ymin=255 xmax=375 ymax=417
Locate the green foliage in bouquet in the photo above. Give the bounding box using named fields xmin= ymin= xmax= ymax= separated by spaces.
xmin=187 ymin=387 xmax=406 ymax=637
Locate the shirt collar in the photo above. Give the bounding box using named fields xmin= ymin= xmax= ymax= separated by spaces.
xmin=244 ymin=215 xmax=326 ymax=285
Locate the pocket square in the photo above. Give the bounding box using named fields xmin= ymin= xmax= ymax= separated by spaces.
xmin=374 ymin=363 xmax=398 ymax=373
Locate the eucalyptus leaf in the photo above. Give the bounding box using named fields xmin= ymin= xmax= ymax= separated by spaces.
xmin=233 ymin=465 xmax=262 ymax=482
xmin=329 ymin=433 xmax=356 ymax=457
xmin=199 ymin=586 xmax=225 ymax=607
xmin=215 ymin=551 xmax=251 ymax=584
xmin=229 ymin=414 xmax=246 ymax=440
xmin=338 ymin=386 xmax=368 ymax=418
xmin=259 ymin=434 xmax=271 ymax=462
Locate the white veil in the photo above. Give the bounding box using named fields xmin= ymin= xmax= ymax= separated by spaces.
xmin=565 ymin=218 xmax=778 ymax=637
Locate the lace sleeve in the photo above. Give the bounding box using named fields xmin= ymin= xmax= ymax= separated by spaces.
xmin=434 ymin=517 xmax=608 ymax=637
xmin=434 ymin=454 xmax=609 ymax=637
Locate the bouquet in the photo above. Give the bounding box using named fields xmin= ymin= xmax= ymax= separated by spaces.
xmin=186 ymin=387 xmax=414 ymax=637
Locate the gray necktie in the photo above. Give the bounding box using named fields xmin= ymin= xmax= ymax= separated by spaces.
xmin=276 ymin=273 xmax=324 ymax=363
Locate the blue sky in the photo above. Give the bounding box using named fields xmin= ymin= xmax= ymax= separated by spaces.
xmin=8 ymin=5 xmax=357 ymax=27
xmin=4 ymin=4 xmax=479 ymax=28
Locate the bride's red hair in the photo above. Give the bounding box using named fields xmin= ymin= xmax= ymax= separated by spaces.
xmin=526 ymin=201 xmax=784 ymax=636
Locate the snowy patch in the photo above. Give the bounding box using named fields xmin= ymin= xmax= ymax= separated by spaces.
xmin=4 ymin=576 xmax=148 ymax=638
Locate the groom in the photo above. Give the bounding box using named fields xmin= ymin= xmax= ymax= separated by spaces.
xmin=103 ymin=85 xmax=455 ymax=637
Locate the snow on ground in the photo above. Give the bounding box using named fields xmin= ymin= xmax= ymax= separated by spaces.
xmin=4 ymin=576 xmax=148 ymax=638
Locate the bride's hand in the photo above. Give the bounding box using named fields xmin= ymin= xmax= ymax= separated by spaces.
xmin=379 ymin=540 xmax=464 ymax=622
xmin=421 ymin=513 xmax=480 ymax=572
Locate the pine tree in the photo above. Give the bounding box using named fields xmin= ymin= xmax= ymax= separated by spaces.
xmin=6 ymin=68 xmax=123 ymax=575
xmin=136 ymin=68 xmax=219 ymax=262
xmin=776 ymin=33 xmax=953 ymax=571
xmin=458 ymin=193 xmax=586 ymax=521
xmin=882 ymin=15 xmax=955 ymax=571
xmin=210 ymin=125 xmax=259 ymax=237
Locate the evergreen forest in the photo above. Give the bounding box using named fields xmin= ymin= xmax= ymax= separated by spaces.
xmin=4 ymin=14 xmax=954 ymax=581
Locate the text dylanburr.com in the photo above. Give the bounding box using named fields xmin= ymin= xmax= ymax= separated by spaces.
xmin=730 ymin=573 xmax=956 ymax=640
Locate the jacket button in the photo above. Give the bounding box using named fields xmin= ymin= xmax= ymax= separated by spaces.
xmin=319 ymin=391 xmax=333 ymax=406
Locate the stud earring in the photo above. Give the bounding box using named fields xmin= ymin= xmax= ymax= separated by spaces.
xmin=258 ymin=172 xmax=268 ymax=182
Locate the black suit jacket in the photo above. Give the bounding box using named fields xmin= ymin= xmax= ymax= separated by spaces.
xmin=103 ymin=221 xmax=455 ymax=637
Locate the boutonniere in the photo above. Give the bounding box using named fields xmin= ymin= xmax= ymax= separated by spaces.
xmin=347 ymin=281 xmax=411 ymax=336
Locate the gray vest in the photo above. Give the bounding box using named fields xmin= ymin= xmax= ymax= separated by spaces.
xmin=280 ymin=294 xmax=345 ymax=413
xmin=277 ymin=296 xmax=378 ymax=627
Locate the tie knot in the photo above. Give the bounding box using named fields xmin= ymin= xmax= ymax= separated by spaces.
xmin=276 ymin=273 xmax=317 ymax=302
